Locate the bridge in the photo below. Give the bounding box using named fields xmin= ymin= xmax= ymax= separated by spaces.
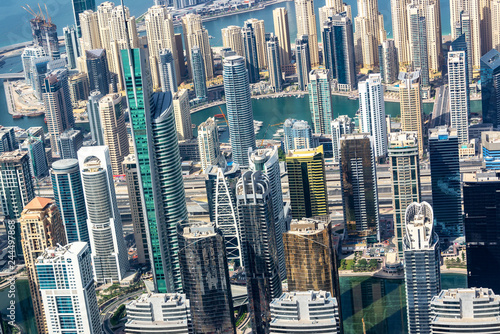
xmin=231 ymin=284 xmax=248 ymax=307
xmin=0 ymin=73 xmax=24 ymax=79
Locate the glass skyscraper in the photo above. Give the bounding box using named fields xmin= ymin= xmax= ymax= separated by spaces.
xmin=481 ymin=49 xmax=500 ymax=128
xmin=295 ymin=35 xmax=310 ymax=91
xmin=86 ymin=49 xmax=110 ymax=96
xmin=242 ymin=21 xmax=260 ymax=83
xmin=191 ymin=46 xmax=207 ymax=101
xmin=309 ymin=69 xmax=333 ymax=135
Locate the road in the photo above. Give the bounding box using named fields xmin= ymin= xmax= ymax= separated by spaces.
xmin=100 ymin=290 xmax=144 ymax=334
xmin=432 ymin=84 xmax=449 ymax=127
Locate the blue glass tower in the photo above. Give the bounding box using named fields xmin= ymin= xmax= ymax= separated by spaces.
xmin=242 ymin=21 xmax=260 ymax=84
xmin=191 ymin=46 xmax=207 ymax=101
xmin=481 ymin=49 xmax=500 ymax=128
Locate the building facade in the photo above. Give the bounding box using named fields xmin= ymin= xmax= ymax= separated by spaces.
xmin=309 ymin=69 xmax=333 ymax=135
xmin=331 ymin=115 xmax=354 ymax=164
xmin=283 ymin=119 xmax=312 ymax=153
xmin=198 ymin=117 xmax=222 ymax=172
xmin=399 ymin=71 xmax=424 ymax=157
xmin=448 ymin=51 xmax=470 ymax=145
xmin=481 ymin=49 xmax=500 ymax=128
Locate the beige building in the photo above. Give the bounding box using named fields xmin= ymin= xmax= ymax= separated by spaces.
xmin=198 ymin=117 xmax=222 ymax=172
xmin=182 ymin=13 xmax=214 ymax=80
xmin=173 ymin=89 xmax=192 ymax=141
xmin=295 ymin=0 xmax=320 ymax=66
xmin=245 ymin=19 xmax=267 ymax=68
xmin=492 ymin=0 xmax=500 ymax=51
xmin=99 ymin=93 xmax=129 ymax=175
xmin=272 ymin=8 xmax=291 ymax=66
xmin=399 ymin=71 xmax=424 ymax=158
xmin=425 ymin=1 xmax=443 ymax=74
xmin=79 ymin=10 xmax=102 ymax=53
xmin=450 ymin=0 xmax=482 ymax=69
xmin=354 ymin=0 xmax=386 ymax=69
xmin=221 ymin=25 xmax=244 ymax=56
xmin=20 ymin=197 xmax=67 ymax=334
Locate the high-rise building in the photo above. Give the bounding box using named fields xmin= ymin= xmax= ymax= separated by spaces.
xmin=430 ymin=288 xmax=500 ymax=333
xmin=493 ymin=1 xmax=500 ymax=52
xmin=429 ymin=127 xmax=463 ymax=239
xmin=482 ymin=131 xmax=500 ymax=169
xmin=172 ymin=89 xmax=192 ymax=140
xmin=86 ymin=49 xmax=110 ymax=95
xmin=424 ymin=0 xmax=442 ymax=74
xmin=359 ymin=73 xmax=388 ymax=160
xmin=43 ymin=69 xmax=74 ymax=156
xmin=30 ymin=15 xmax=59 ymax=59
xmin=340 ymin=134 xmax=379 ymax=242
xmin=198 ymin=117 xmax=222 ymax=172
xmin=31 ymin=58 xmax=67 ymax=102
xmin=404 ymin=202 xmax=441 ymax=334
xmin=96 ymin=2 xmax=116 ymax=74
xmin=286 ymin=146 xmax=328 ymax=219
xmin=20 ymin=135 xmax=48 ymax=179
xmin=399 ymin=71 xmax=424 ymax=157
xmin=71 ymin=0 xmax=96 ymax=36
xmin=450 ymin=0 xmax=481 ymax=69
xmin=222 ymin=25 xmax=244 ymax=56
xmin=125 ymin=293 xmax=192 ymax=333
xmin=242 ymin=21 xmax=260 ymax=83
xmin=267 ymin=34 xmax=283 ymax=92
xmin=21 ymin=46 xmax=47 ymax=87
xmin=237 ymin=171 xmax=282 ymax=334
xmin=51 ymin=159 xmax=89 ymax=244
xmin=272 ymin=8 xmax=291 ymax=66
xmin=79 ymin=10 xmax=101 ymax=52
xmin=249 ymin=147 xmax=286 ymax=280
xmin=378 ymin=39 xmax=398 ymax=84
xmin=159 ymin=49 xmax=178 ymax=94
xmin=178 ymin=223 xmax=236 ymax=334
xmin=459 ymin=12 xmax=474 ymax=85
xmin=463 ymin=170 xmax=500 ymax=293
xmin=191 ymin=46 xmax=208 ymax=101
xmin=408 ymin=4 xmax=429 ymax=87
xmin=322 ymin=12 xmax=357 ymax=91
xmin=308 ymin=69 xmax=333 ymax=135
xmin=182 ymin=13 xmax=213 ymax=80
xmin=245 ymin=18 xmax=267 ymax=69
xmin=353 ymin=0 xmax=386 ymax=68
xmin=448 ymin=51 xmax=470 ymax=145
xmin=223 ymin=56 xmax=256 ymax=167
xmin=58 ymin=129 xmax=83 ymax=160
xmin=68 ymin=73 xmax=90 ymax=107
xmin=63 ymin=26 xmax=80 ymax=69
xmin=78 ymin=146 xmax=130 ymax=283
xmin=481 ymin=49 xmax=500 ymax=128
xmin=331 ymin=115 xmax=354 ymax=164
xmin=295 ymin=35 xmax=311 ymax=91
xmin=99 ymin=93 xmax=129 ymax=175
xmin=20 ymin=197 xmax=66 ymax=334
xmin=122 ymin=48 xmax=188 ymax=293
xmin=270 ymin=291 xmax=341 ymax=334
xmin=283 ymin=119 xmax=312 ymax=153
xmin=390 ymin=0 xmax=410 ymax=65
xmin=389 ymin=132 xmax=421 ymax=259
xmin=295 ymin=0 xmax=319 ymax=66
xmin=0 ymin=127 xmax=17 ymax=154
xmin=87 ymin=91 xmax=104 ymax=145
xmin=122 ymin=154 xmax=148 ymax=265
xmin=36 ymin=243 xmax=102 ymax=334
xmin=174 ymin=33 xmax=187 ymax=78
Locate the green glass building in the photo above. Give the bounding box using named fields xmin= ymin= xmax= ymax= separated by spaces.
xmin=122 ymin=48 xmax=188 ymax=293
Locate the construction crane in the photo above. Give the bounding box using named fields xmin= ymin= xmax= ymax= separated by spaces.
xmin=259 ymin=122 xmax=284 ymax=147
xmin=215 ymin=105 xmax=229 ymax=126
xmin=21 ymin=3 xmax=52 ymax=25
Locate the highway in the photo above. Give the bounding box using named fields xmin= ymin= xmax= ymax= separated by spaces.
xmin=432 ymin=84 xmax=449 ymax=127
xmin=0 ymin=73 xmax=24 ymax=79
xmin=100 ymin=290 xmax=144 ymax=334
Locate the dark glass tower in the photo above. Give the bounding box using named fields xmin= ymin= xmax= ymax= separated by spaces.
xmin=178 ymin=223 xmax=236 ymax=334
xmin=481 ymin=49 xmax=500 ymax=128
xmin=242 ymin=21 xmax=260 ymax=83
xmin=191 ymin=46 xmax=207 ymax=101
xmin=86 ymin=49 xmax=110 ymax=95
xmin=295 ymin=35 xmax=311 ymax=91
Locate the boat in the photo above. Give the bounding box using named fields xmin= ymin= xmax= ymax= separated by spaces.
xmin=192 ymin=123 xmax=197 ymax=129
xmin=12 ymin=114 xmax=23 ymax=119
xmin=27 ymin=112 xmax=44 ymax=117
xmin=348 ymin=94 xmax=357 ymax=100
xmin=214 ymin=113 xmax=225 ymax=118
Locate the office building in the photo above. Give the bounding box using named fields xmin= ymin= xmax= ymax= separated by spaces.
xmin=68 ymin=73 xmax=90 ymax=107
xmin=429 ymin=127 xmax=463 ymax=239
xmin=87 ymin=91 xmax=104 ymax=145
xmin=191 ymin=46 xmax=207 ymax=101
xmin=295 ymin=35 xmax=311 ymax=91
xmin=78 ymin=146 xmax=129 ymax=283
xmin=286 ymin=146 xmax=328 ymax=219
xmin=408 ymin=4 xmax=429 ymax=87
xmin=178 ymin=223 xmax=236 ymax=334
xmin=79 ymin=10 xmax=102 ymax=52
xmin=399 ymin=71 xmax=424 ymax=157
xmin=20 ymin=197 xmax=66 ymax=334
xmin=123 ymin=155 xmax=148 ymax=265
xmin=359 ymin=73 xmax=388 ymax=160
xmin=86 ymin=49 xmax=110 ymax=95
xmin=448 ymin=51 xmax=470 ymax=145
xmin=125 ymin=293 xmax=192 ymax=333
xmin=63 ymin=26 xmax=80 ymax=69
xmin=331 ymin=115 xmax=354 ymax=164
xmin=222 ymin=25 xmax=244 ymax=56
xmin=340 ymin=134 xmax=379 ymax=242
xmin=267 ymin=34 xmax=282 ymax=92
xmin=242 ymin=21 xmax=260 ymax=83
xmin=36 ymin=243 xmax=102 ymax=334
xmin=20 ymin=135 xmax=48 ymax=179
xmin=481 ymin=49 xmax=500 ymax=128
xmin=270 ymin=291 xmax=341 ymax=334
xmin=463 ymin=170 xmax=500 ymax=293
xmin=51 ymin=159 xmax=89 ymax=244
xmin=198 ymin=117 xmax=222 ymax=172
xmin=182 ymin=13 xmax=213 ymax=80
xmin=295 ymin=0 xmax=319 ymax=66
xmin=237 ymin=171 xmax=282 ymax=334
xmin=322 ymin=12 xmax=357 ymax=91
xmin=249 ymin=147 xmax=286 ymax=280
xmin=223 ymin=56 xmax=256 ymax=166
xmin=430 ymin=288 xmax=500 ymax=333
xmin=404 ymin=202 xmax=441 ymax=334
xmin=272 ymin=8 xmax=291 ymax=66
xmin=389 ymin=132 xmax=421 ymax=259
xmin=379 ymin=39 xmax=398 ymax=84
xmin=159 ymin=49 xmax=178 ymax=94
xmin=122 ymin=48 xmax=188 ymax=293
xmin=58 ymin=129 xmax=83 ymax=160
xmin=309 ymin=69 xmax=333 ymax=135
xmin=173 ymin=89 xmax=192 ymax=140
xmin=353 ymin=0 xmax=386 ymax=69
xmin=482 ymin=131 xmax=500 ymax=169
xmin=71 ymin=0 xmax=96 ymax=36
xmin=283 ymin=119 xmax=312 ymax=153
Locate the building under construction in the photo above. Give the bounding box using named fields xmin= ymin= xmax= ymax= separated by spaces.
xmin=24 ymin=4 xmax=60 ymax=59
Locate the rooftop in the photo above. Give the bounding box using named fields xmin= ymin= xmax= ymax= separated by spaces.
xmin=0 ymin=150 xmax=28 ymax=163
xmin=182 ymin=223 xmax=216 ymax=239
xmin=24 ymin=197 xmax=52 ymax=211
xmin=288 ymin=218 xmax=329 ymax=235
xmin=286 ymin=145 xmax=323 ymax=158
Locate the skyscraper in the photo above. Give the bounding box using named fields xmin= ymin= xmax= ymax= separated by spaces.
xmin=283 ymin=119 xmax=313 ymax=153
xmin=68 ymin=73 xmax=90 ymax=106
xmin=424 ymin=0 xmax=442 ymax=74
xmin=51 ymin=159 xmax=89 ymax=244
xmin=99 ymin=93 xmax=129 ymax=175
xmin=295 ymin=35 xmax=311 ymax=91
xmin=429 ymin=127 xmax=463 ymax=240
xmin=20 ymin=197 xmax=67 ymax=334
xmin=331 ymin=115 xmax=354 ymax=164
xmin=159 ymin=49 xmax=178 ymax=94
xmin=267 ymin=34 xmax=283 ymax=92
xmin=399 ymin=71 xmax=424 ymax=157
xmin=463 ymin=170 xmax=500 ymax=293
xmin=21 ymin=46 xmax=47 ymax=87
xmin=222 ymin=25 xmax=244 ymax=56
xmin=36 ymin=243 xmax=102 ymax=334
xmin=407 ymin=4 xmax=429 ymax=87
xmin=493 ymin=1 xmax=500 ymax=52
xmin=78 ymin=146 xmax=130 ymax=283
xmin=178 ymin=223 xmax=236 ymax=334
xmin=448 ymin=51 xmax=470 ymax=145
xmin=359 ymin=73 xmax=388 ymax=160
xmin=272 ymin=8 xmax=291 ymax=66
xmin=482 ymin=131 xmax=500 ymax=169
xmin=404 ymin=202 xmax=441 ymax=334
xmin=286 ymin=146 xmax=328 ymax=219
xmin=87 ymin=90 xmax=104 ymax=145
xmin=182 ymin=13 xmax=213 ymax=80
xmin=242 ymin=21 xmax=260 ymax=83
xmin=0 ymin=127 xmax=17 ymax=153
xmin=389 ymin=132 xmax=421 ymax=259
xmin=198 ymin=117 xmax=222 ymax=172
xmin=295 ymin=0 xmax=319 ymax=66
xmin=79 ymin=10 xmax=101 ymax=52
xmin=63 ymin=26 xmax=80 ymax=69
xmin=30 ymin=14 xmax=59 ymax=59
xmin=191 ymin=46 xmax=208 ymax=101
xmin=245 ymin=18 xmax=267 ymax=69
xmin=379 ymin=39 xmax=398 ymax=84
xmin=20 ymin=135 xmax=49 ymax=179
xmin=390 ymin=0 xmax=410 ymax=65
xmin=71 ymin=0 xmax=96 ymax=36
xmin=173 ymin=89 xmax=192 ymax=140
xmin=450 ymin=0 xmax=481 ymax=69
xmin=122 ymin=48 xmax=188 ymax=293
xmin=58 ymin=129 xmax=83 ymax=160
xmin=309 ymin=69 xmax=333 ymax=135
xmin=223 ymin=56 xmax=256 ymax=167
xmin=340 ymin=134 xmax=379 ymax=242
xmin=86 ymin=49 xmax=110 ymax=95
xmin=236 ymin=171 xmax=282 ymax=334
xmin=481 ymin=49 xmax=500 ymax=128
xmin=354 ymin=0 xmax=386 ymax=68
